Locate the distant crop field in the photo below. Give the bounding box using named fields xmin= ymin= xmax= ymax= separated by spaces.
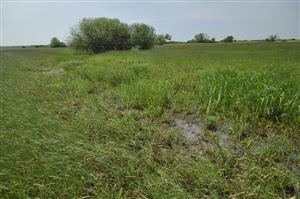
xmin=0 ymin=43 xmax=299 ymax=198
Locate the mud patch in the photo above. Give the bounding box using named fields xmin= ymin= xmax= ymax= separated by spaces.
xmin=215 ymin=130 xmax=230 ymax=149
xmin=174 ymin=119 xmax=204 ymax=142
xmin=172 ymin=118 xmax=231 ymax=156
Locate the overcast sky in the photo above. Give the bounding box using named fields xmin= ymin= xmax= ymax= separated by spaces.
xmin=1 ymin=1 xmax=299 ymax=46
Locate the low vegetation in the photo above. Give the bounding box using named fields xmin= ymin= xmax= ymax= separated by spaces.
xmin=1 ymin=42 xmax=299 ymax=198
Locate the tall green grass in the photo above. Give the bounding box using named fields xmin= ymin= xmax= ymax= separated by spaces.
xmin=201 ymin=70 xmax=300 ymax=123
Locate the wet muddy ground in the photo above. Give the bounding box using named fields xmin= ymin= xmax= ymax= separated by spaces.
xmin=171 ymin=118 xmax=231 ymax=156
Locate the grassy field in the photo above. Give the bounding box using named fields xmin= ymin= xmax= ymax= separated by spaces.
xmin=1 ymin=43 xmax=299 ymax=198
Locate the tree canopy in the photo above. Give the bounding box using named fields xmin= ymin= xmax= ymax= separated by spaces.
xmin=69 ymin=17 xmax=131 ymax=53
xmin=222 ymin=36 xmax=234 ymax=43
xmin=68 ymin=18 xmax=159 ymax=52
xmin=188 ymin=33 xmax=215 ymax=43
xmin=50 ymin=37 xmax=66 ymax=48
xmin=130 ymin=23 xmax=156 ymax=50
xmin=266 ymin=34 xmax=279 ymax=42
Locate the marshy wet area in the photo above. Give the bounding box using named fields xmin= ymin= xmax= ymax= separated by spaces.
xmin=171 ymin=118 xmax=231 ymax=156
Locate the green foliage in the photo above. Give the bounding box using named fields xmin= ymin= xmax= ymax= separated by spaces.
xmin=50 ymin=37 xmax=60 ymax=47
xmin=50 ymin=37 xmax=66 ymax=48
xmin=69 ymin=17 xmax=131 ymax=53
xmin=155 ymin=34 xmax=166 ymax=45
xmin=165 ymin=34 xmax=172 ymax=41
xmin=222 ymin=35 xmax=234 ymax=43
xmin=194 ymin=32 xmax=210 ymax=43
xmin=266 ymin=34 xmax=279 ymax=42
xmin=130 ymin=23 xmax=156 ymax=49
xmin=188 ymin=33 xmax=216 ymax=43
xmin=155 ymin=34 xmax=172 ymax=45
xmin=69 ymin=18 xmax=158 ymax=52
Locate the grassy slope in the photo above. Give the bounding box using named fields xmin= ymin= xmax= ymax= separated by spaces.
xmin=0 ymin=43 xmax=299 ymax=198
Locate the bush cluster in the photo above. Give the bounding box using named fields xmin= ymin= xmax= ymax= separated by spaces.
xmin=68 ymin=17 xmax=168 ymax=53
xmin=222 ymin=36 xmax=234 ymax=43
xmin=69 ymin=18 xmax=131 ymax=53
xmin=155 ymin=34 xmax=172 ymax=45
xmin=50 ymin=37 xmax=67 ymax=48
xmin=187 ymin=33 xmax=235 ymax=43
xmin=265 ymin=34 xmax=279 ymax=42
xmin=130 ymin=23 xmax=156 ymax=49
xmin=187 ymin=33 xmax=216 ymax=43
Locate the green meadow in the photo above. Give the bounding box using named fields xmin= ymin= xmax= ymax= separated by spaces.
xmin=1 ymin=42 xmax=299 ymax=198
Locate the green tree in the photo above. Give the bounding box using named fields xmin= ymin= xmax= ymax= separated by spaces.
xmin=155 ymin=34 xmax=166 ymax=45
xmin=265 ymin=34 xmax=279 ymax=42
xmin=187 ymin=39 xmax=195 ymax=43
xmin=194 ymin=33 xmax=210 ymax=43
xmin=69 ymin=17 xmax=131 ymax=53
xmin=130 ymin=23 xmax=156 ymax=50
xmin=222 ymin=36 xmax=234 ymax=43
xmin=50 ymin=37 xmax=66 ymax=48
xmin=165 ymin=34 xmax=172 ymax=41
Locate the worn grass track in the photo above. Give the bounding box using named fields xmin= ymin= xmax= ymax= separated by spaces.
xmin=0 ymin=43 xmax=299 ymax=198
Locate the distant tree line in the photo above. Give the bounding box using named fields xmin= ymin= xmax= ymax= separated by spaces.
xmin=186 ymin=32 xmax=294 ymax=43
xmin=187 ymin=33 xmax=215 ymax=43
xmin=187 ymin=33 xmax=236 ymax=43
xmin=49 ymin=17 xmax=296 ymax=52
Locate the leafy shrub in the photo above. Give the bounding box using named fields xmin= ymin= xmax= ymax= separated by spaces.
xmin=188 ymin=33 xmax=215 ymax=43
xmin=130 ymin=23 xmax=156 ymax=50
xmin=165 ymin=34 xmax=172 ymax=41
xmin=50 ymin=37 xmax=66 ymax=48
xmin=194 ymin=33 xmax=210 ymax=43
xmin=155 ymin=34 xmax=172 ymax=45
xmin=69 ymin=17 xmax=131 ymax=53
xmin=222 ymin=36 xmax=234 ymax=43
xmin=265 ymin=34 xmax=279 ymax=42
xmin=155 ymin=34 xmax=166 ymax=45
